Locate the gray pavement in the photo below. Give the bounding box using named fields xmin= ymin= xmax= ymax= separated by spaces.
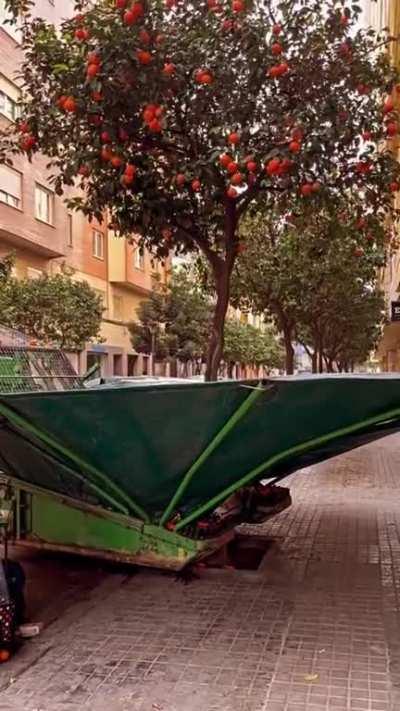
xmin=1 ymin=433 xmax=400 ymax=710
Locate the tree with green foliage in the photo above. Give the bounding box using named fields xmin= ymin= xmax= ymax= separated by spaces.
xmin=1 ymin=0 xmax=399 ymax=379
xmin=223 ymin=318 xmax=284 ymax=377
xmin=231 ymin=206 xmax=387 ymax=373
xmin=129 ymin=269 xmax=210 ymax=369
xmin=0 ymin=260 xmax=103 ymax=349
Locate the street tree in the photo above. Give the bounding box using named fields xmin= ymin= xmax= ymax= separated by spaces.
xmin=0 ymin=262 xmax=104 ymax=349
xmin=129 ymin=268 xmax=210 ymax=369
xmin=223 ymin=318 xmax=284 ymax=377
xmin=317 ymin=289 xmax=385 ymax=372
xmin=1 ymin=0 xmax=400 ymax=378
xmin=232 ymin=207 xmax=388 ymax=372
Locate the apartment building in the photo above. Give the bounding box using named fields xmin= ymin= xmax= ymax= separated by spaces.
xmin=0 ymin=0 xmax=168 ymax=376
xmin=365 ymin=0 xmax=400 ymax=370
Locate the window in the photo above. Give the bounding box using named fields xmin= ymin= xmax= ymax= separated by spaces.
xmin=113 ymin=295 xmax=123 ymax=321
xmin=67 ymin=214 xmax=73 ymax=247
xmin=133 ymin=247 xmax=144 ymax=270
xmin=35 ymin=184 xmax=53 ymax=224
xmin=0 ymin=90 xmax=20 ymax=121
xmin=0 ymin=164 xmax=21 ymax=208
xmin=92 ymin=229 xmax=104 ymax=260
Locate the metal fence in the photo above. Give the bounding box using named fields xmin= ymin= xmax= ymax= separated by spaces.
xmin=0 ymin=346 xmax=83 ymax=394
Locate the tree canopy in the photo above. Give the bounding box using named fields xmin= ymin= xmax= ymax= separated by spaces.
xmin=0 ymin=259 xmax=104 ymax=349
xmin=231 ymin=205 xmax=387 ymax=372
xmin=223 ymin=318 xmax=285 ymax=376
xmin=1 ymin=0 xmax=399 ymax=377
xmin=129 ymin=268 xmax=210 ymax=363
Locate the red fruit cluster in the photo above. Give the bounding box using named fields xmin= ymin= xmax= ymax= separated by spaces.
xmin=222 ymin=19 xmax=236 ymax=31
xmin=59 ymin=95 xmax=77 ymax=113
xmin=136 ymin=49 xmax=152 ymax=65
xmin=387 ymin=121 xmax=398 ymax=137
xmin=75 ymin=27 xmax=89 ymax=41
xmin=300 ymin=181 xmax=320 ymax=197
xmin=20 ymin=134 xmax=36 ymax=151
xmin=192 ymin=179 xmax=201 ymax=192
xmin=123 ymin=2 xmax=144 ymax=25
xmin=230 ymin=172 xmax=243 ymax=185
xmin=121 ymin=165 xmax=137 ymax=187
xmin=265 ymin=157 xmax=293 ymax=177
xmin=78 ymin=164 xmax=91 ymax=177
xmin=232 ymin=0 xmax=245 ymax=12
xmin=357 ymin=83 xmax=370 ymax=95
xmin=289 ymin=140 xmax=301 ymax=153
xmin=142 ymin=103 xmax=163 ymax=132
xmin=86 ymin=51 xmax=101 ymax=80
xmin=390 ymin=181 xmax=399 ymax=193
xmin=139 ymin=28 xmax=151 ymax=44
xmin=219 ymin=153 xmax=232 ymax=168
xmin=163 ymin=62 xmax=176 ymax=76
xmin=271 ymin=42 xmax=283 ymax=56
xmin=267 ymin=63 xmax=289 ymax=78
xmin=101 ymin=145 xmax=113 ymax=161
xmin=175 ymin=173 xmax=186 ymax=187
xmin=195 ymin=69 xmax=213 ymax=85
xmin=18 ymin=120 xmax=30 ymax=134
xmin=228 ymin=131 xmax=240 ymax=145
xmin=362 ymin=130 xmax=373 ymax=141
xmin=355 ymin=161 xmax=372 ymax=175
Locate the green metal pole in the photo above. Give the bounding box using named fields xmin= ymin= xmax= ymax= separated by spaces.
xmin=159 ymin=383 xmax=266 ymax=527
xmin=0 ymin=400 xmax=149 ymax=522
xmin=174 ymin=405 xmax=400 ymax=532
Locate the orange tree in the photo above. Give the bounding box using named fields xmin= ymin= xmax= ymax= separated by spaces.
xmin=1 ymin=0 xmax=400 ymax=379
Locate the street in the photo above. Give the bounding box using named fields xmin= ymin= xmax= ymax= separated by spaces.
xmin=0 ymin=434 xmax=398 ymax=710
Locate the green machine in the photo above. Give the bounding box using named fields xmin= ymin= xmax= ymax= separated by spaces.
xmin=0 ymin=347 xmax=400 ymax=570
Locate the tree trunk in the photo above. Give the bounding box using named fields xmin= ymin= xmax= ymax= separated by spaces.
xmin=283 ymin=332 xmax=295 ymax=375
xmin=205 ymin=203 xmax=237 ymax=382
xmin=227 ymin=362 xmax=234 ymax=379
xmin=311 ymin=352 xmax=318 ymax=373
xmin=205 ymin=261 xmax=232 ymax=381
xmin=318 ymin=348 xmax=324 ymax=374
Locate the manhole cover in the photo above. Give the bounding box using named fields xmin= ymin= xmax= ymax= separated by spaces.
xmin=205 ymin=534 xmax=274 ymax=571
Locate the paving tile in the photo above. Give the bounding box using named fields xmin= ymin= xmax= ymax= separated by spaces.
xmin=2 ymin=437 xmax=400 ymax=709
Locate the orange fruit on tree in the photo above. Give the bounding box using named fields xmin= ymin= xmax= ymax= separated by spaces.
xmin=219 ymin=153 xmax=232 ymax=168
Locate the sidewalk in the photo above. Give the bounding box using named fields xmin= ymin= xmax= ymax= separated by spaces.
xmin=1 ymin=433 xmax=400 ymax=710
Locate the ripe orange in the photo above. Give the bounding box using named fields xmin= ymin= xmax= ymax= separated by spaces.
xmin=289 ymin=140 xmax=301 ymax=153
xmin=219 ymin=153 xmax=232 ymax=168
xmin=63 ymin=96 xmax=77 ymax=113
xmin=228 ymin=132 xmax=240 ymax=145
xmin=231 ymin=172 xmax=243 ymax=185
